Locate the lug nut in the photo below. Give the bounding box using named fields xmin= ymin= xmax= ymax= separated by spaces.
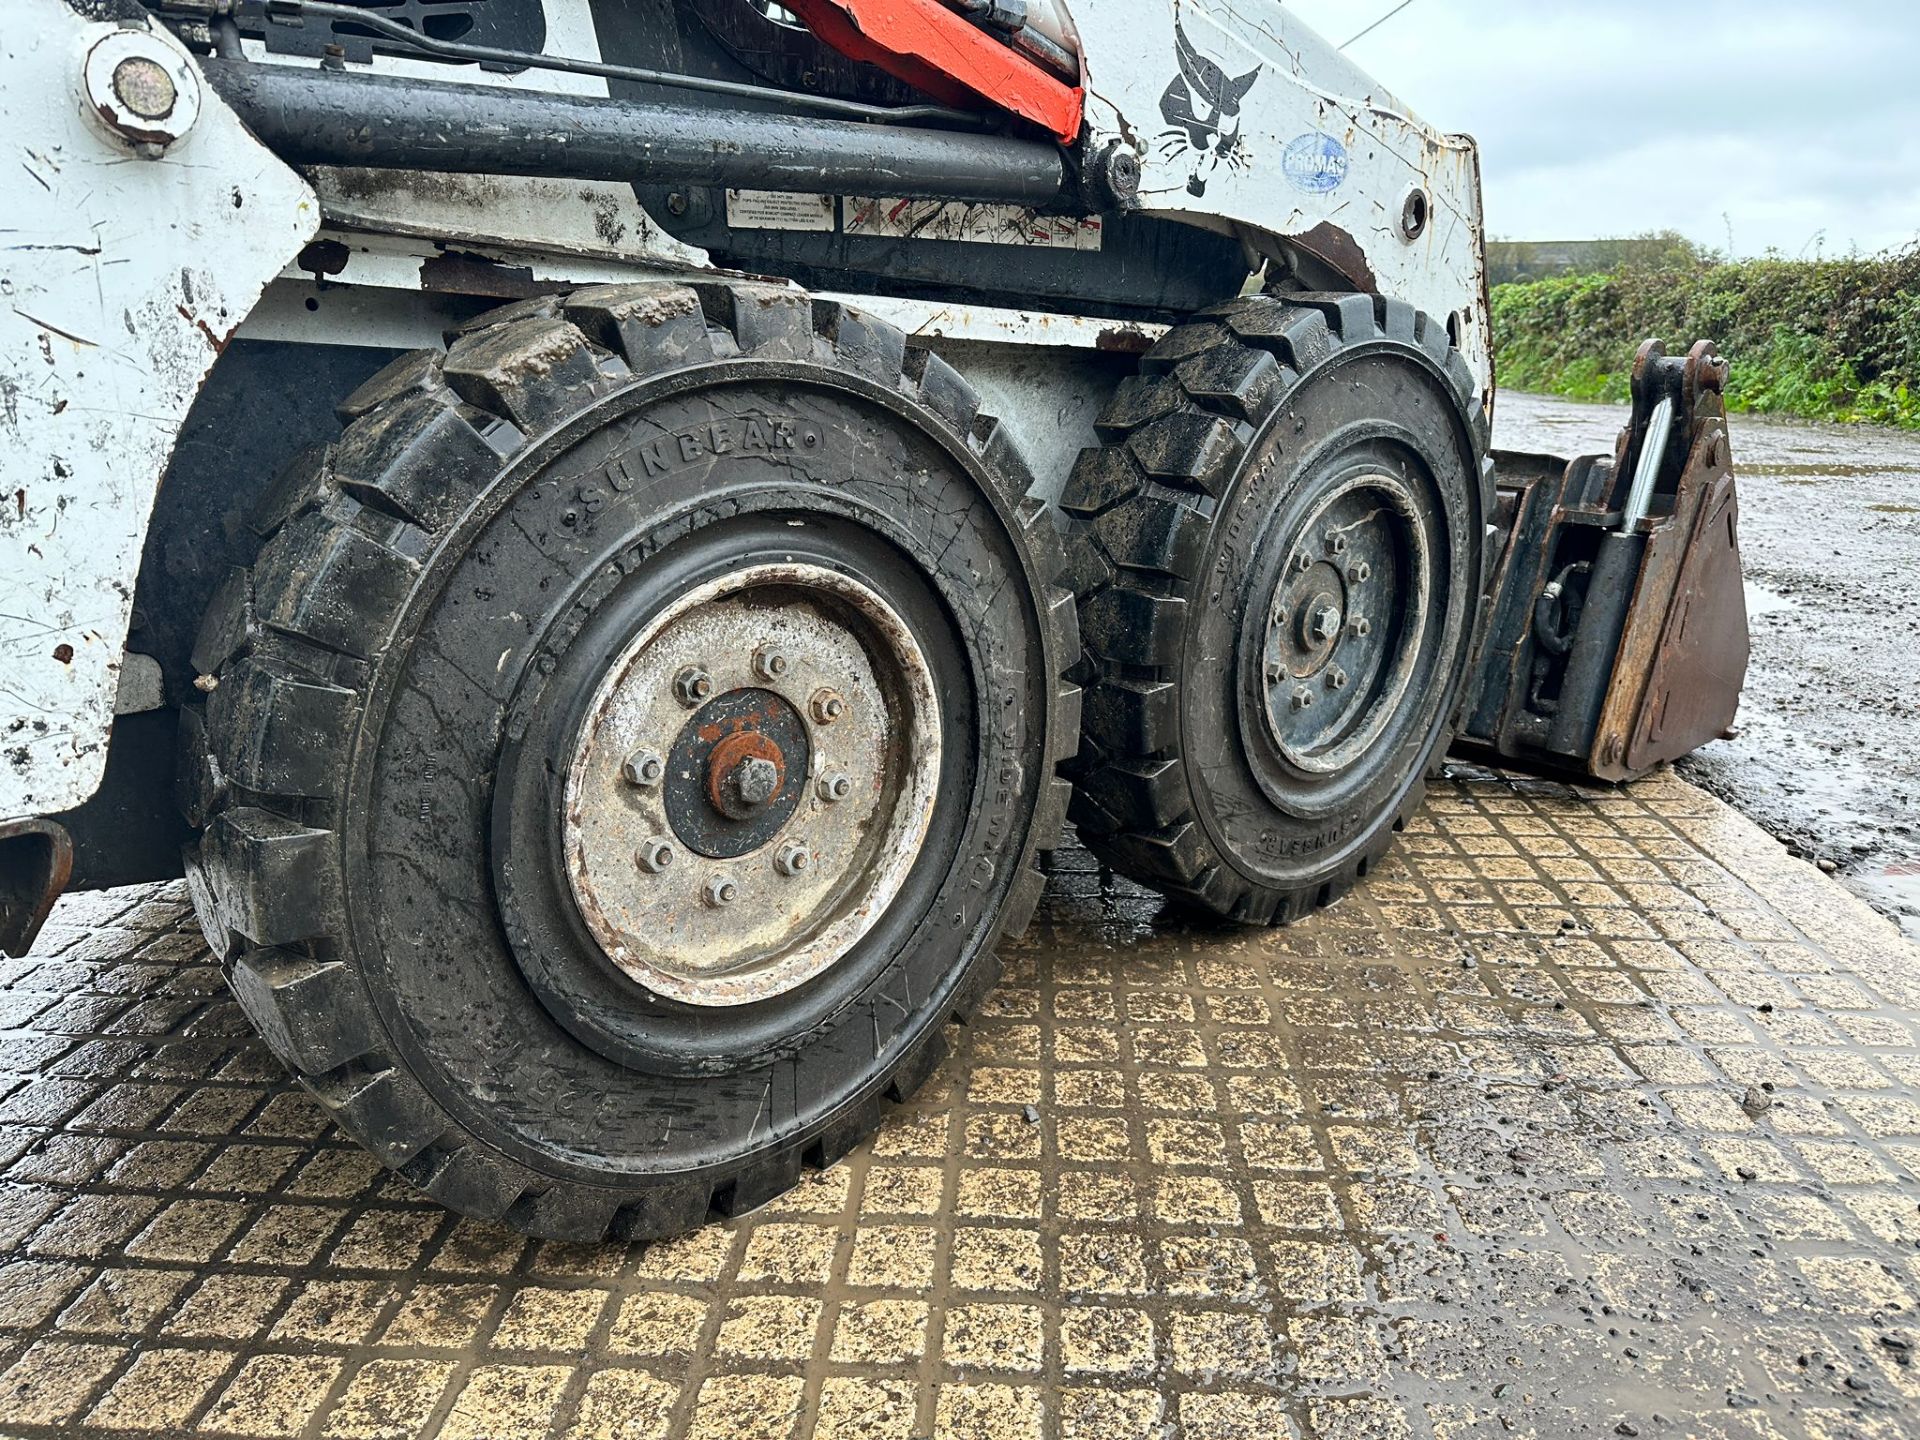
xmin=703 ymin=875 xmax=740 ymax=908
xmin=774 ymin=842 xmax=813 ymax=877
xmin=809 ymin=688 xmax=846 ymax=725
xmin=1325 ymin=532 xmax=1349 ymax=556
xmin=1264 ymin=660 xmax=1286 ymax=683
xmin=752 ymin=646 xmax=791 ymax=682
xmin=1291 ymin=687 xmax=1315 ymax=711
xmin=1346 ymin=561 xmax=1372 ymax=583
xmin=818 ymin=773 xmax=853 ymax=803
xmin=1327 ymin=666 xmax=1349 ymax=690
xmin=622 ymin=750 xmax=665 ymax=787
xmin=636 ymin=839 xmax=675 ymax=874
xmin=673 ymin=666 xmax=714 ymax=707
xmin=1294 ymin=553 xmax=1315 ymax=575
xmin=1348 ymin=616 xmax=1372 ymax=639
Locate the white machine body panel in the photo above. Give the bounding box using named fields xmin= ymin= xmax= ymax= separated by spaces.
xmin=1076 ymin=0 xmax=1491 ymax=393
xmin=0 ymin=3 xmax=317 ymax=815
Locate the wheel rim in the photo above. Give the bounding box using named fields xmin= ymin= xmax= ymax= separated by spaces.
xmin=1257 ymin=471 xmax=1431 ymax=775
xmin=560 ymin=562 xmax=941 ymax=1007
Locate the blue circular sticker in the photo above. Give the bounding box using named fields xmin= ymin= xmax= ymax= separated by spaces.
xmin=1282 ymin=132 xmax=1350 ymax=193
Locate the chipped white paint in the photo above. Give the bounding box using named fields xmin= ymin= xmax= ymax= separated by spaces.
xmin=265 ymin=229 xmax=695 ymax=310
xmin=1076 ymin=0 xmax=1492 ymax=393
xmin=816 ymin=297 xmax=1163 ymax=351
xmin=310 ymin=168 xmax=709 ymax=270
xmin=0 ymin=4 xmax=316 ymax=816
xmin=241 ymin=249 xmax=1167 ymax=359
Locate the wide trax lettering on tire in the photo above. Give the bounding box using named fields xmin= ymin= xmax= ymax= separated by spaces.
xmin=176 ymin=281 xmax=1079 ymax=1240
xmin=1066 ymin=292 xmax=1492 ymax=924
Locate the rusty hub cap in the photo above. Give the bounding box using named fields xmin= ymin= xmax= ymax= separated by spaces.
xmin=1260 ymin=472 xmax=1430 ymax=774
xmin=689 ymin=712 xmax=801 ymax=836
xmin=561 ymin=564 xmax=940 ymax=1007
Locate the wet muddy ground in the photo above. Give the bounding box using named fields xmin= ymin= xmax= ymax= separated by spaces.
xmin=5 ymin=770 xmax=1920 ymax=1439
xmin=1496 ymin=393 xmax=1920 ymax=940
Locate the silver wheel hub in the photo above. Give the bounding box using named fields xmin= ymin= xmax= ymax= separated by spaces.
xmin=1260 ymin=472 xmax=1431 ymax=774
xmin=562 ymin=564 xmax=940 ymax=1007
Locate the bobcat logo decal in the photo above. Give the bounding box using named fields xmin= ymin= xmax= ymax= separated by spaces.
xmin=1158 ymin=11 xmax=1261 ymax=196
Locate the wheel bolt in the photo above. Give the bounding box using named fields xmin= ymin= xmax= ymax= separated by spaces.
xmin=673 ymin=666 xmax=714 ymax=707
xmin=1309 ymin=605 xmax=1343 ymax=643
xmin=1327 ymin=666 xmax=1349 ymax=690
xmin=810 ymin=688 xmax=846 ymax=725
xmin=1325 ymin=532 xmax=1349 ymax=556
xmin=1347 ymin=562 xmax=1372 ymax=583
xmin=1291 ymin=687 xmax=1315 ymax=711
xmin=731 ymin=756 xmax=780 ymax=807
xmin=622 ymin=750 xmax=665 ymax=787
xmin=774 ymin=842 xmax=812 ymax=877
xmin=818 ymin=773 xmax=853 ymax=803
xmin=1264 ymin=660 xmax=1285 ymax=683
xmin=636 ymin=839 xmax=675 ymax=874
xmin=1294 ymin=553 xmax=1314 ymax=575
xmin=1348 ymin=616 xmax=1372 ymax=639
xmin=703 ymin=875 xmax=740 ymax=907
xmin=752 ymin=646 xmax=791 ymax=682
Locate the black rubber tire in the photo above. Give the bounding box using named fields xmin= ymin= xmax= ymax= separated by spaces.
xmin=1064 ymin=291 xmax=1492 ymax=924
xmin=176 ymin=281 xmax=1079 ymax=1240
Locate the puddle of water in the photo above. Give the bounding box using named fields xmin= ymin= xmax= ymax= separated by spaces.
xmin=1741 ymin=462 xmax=1920 ymax=478
xmin=1845 ymin=858 xmax=1920 ymax=940
xmin=1743 ymin=580 xmax=1795 ymax=617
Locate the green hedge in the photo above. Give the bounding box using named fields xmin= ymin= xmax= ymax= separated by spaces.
xmin=1491 ymin=244 xmax=1920 ymax=428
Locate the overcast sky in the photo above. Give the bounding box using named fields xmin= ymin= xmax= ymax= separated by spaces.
xmin=1283 ymin=1 xmax=1920 ymax=257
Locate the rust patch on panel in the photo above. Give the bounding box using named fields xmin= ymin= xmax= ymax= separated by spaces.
xmin=1290 ymin=220 xmax=1379 ymax=294
xmin=1095 ymin=324 xmax=1157 ymax=354
xmin=419 ymin=249 xmax=566 ymax=300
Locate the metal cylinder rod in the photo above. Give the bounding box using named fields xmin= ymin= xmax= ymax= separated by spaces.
xmin=199 ymin=60 xmax=1068 ymax=206
xmin=1619 ymin=396 xmax=1675 ymax=532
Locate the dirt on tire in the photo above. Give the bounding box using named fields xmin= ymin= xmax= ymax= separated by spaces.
xmin=176 ymin=282 xmax=1081 ymax=1240
xmin=1065 ymin=292 xmax=1492 ymax=924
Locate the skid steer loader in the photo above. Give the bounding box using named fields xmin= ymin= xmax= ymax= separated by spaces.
xmin=0 ymin=0 xmax=1748 ymax=1239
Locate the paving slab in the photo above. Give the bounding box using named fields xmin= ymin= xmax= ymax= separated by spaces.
xmin=3 ymin=767 xmax=1919 ymax=1439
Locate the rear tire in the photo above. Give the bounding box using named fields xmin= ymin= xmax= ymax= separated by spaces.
xmin=1065 ymin=292 xmax=1490 ymax=923
xmin=178 ymin=283 xmax=1078 ymax=1239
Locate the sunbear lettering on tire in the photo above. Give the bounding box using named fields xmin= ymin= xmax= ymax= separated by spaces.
xmin=1065 ymin=292 xmax=1493 ymax=923
xmin=177 ymin=282 xmax=1079 ymax=1240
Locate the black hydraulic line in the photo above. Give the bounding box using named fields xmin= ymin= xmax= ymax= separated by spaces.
xmin=206 ymin=0 xmax=986 ymax=126
xmin=200 ymin=59 xmax=1068 ymax=205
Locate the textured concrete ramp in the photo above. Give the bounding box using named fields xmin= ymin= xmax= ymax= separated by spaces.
xmin=2 ymin=768 xmax=1917 ymax=1439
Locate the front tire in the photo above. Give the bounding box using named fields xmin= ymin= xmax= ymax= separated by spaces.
xmin=178 ymin=283 xmax=1078 ymax=1239
xmin=1066 ymin=292 xmax=1490 ymax=923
